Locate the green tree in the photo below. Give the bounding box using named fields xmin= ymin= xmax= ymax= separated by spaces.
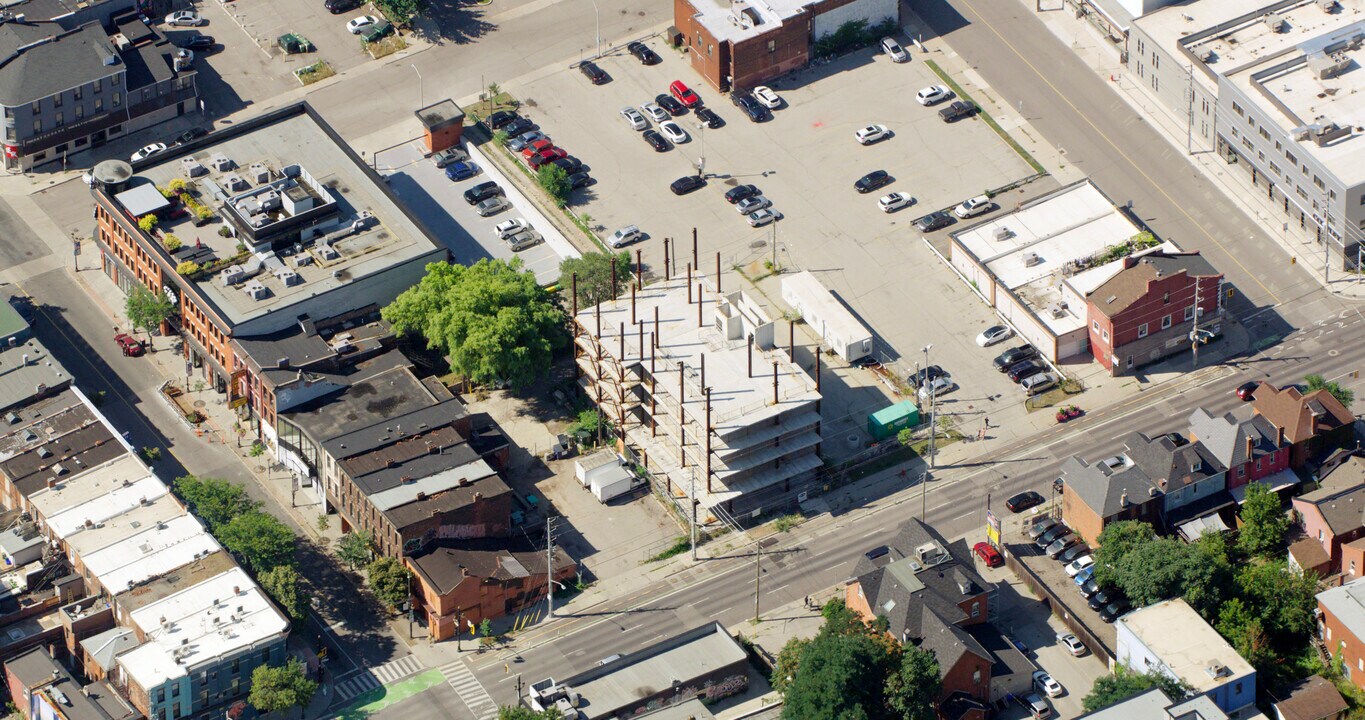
xmin=172 ymin=476 xmax=256 ymax=532
xmin=382 ymin=260 xmax=568 ymax=389
xmin=1111 ymin=537 xmax=1193 ymax=606
xmin=335 ymin=530 xmax=373 ymax=571
xmin=1092 ymin=520 xmax=1157 ymax=589
xmin=1181 ymin=532 xmax=1234 ymax=617
xmin=772 ymin=637 xmax=811 ymax=694
xmin=248 ymin=658 xmax=317 ymax=718
xmin=1238 ymin=482 xmax=1290 ymax=557
xmin=1215 ymin=598 xmax=1277 ymax=672
xmin=366 ymin=556 xmax=413 ymax=610
xmin=1306 ymin=373 xmax=1355 ymax=408
xmin=1082 ymin=668 xmax=1190 ymax=713
xmin=781 ymin=630 xmax=891 ymax=720
xmin=497 ymin=707 xmax=563 ymax=720
xmin=219 ymin=511 xmax=296 ymax=573
xmin=125 ymin=285 xmax=174 ymax=339
xmin=884 ymin=644 xmax=941 ymax=720
xmin=374 ymin=0 xmax=422 ymax=23
xmin=1235 ymin=560 xmax=1318 ymax=648
xmin=536 ymin=164 xmax=572 ymax=208
xmin=259 ymin=565 xmax=309 ymax=622
xmin=559 ymin=251 xmax=632 ymax=308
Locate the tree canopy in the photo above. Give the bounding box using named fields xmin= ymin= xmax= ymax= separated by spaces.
xmin=1306 ymin=373 xmax=1354 ymax=408
xmin=172 ymin=475 xmax=256 ymax=533
xmin=374 ymin=0 xmax=422 ymax=23
xmin=367 ymin=556 xmax=413 ymax=610
xmin=1237 ymin=482 xmax=1290 ymax=558
xmin=218 ymin=510 xmax=296 ymax=573
xmin=382 ymin=260 xmax=567 ymax=389
xmin=259 ymin=565 xmax=309 ymax=622
xmin=497 ymin=707 xmax=563 ymax=720
xmin=249 ymin=658 xmax=317 ymax=716
xmin=1083 ymin=668 xmax=1189 ymax=713
xmin=559 ymin=251 xmax=632 ymax=309
xmin=125 ymin=285 xmax=174 ymax=338
xmin=1092 ymin=520 xmax=1156 ymax=589
xmin=536 ymin=164 xmax=572 ymax=208
xmin=336 ymin=530 xmax=373 ymax=571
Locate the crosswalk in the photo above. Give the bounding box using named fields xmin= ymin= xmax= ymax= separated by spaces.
xmin=333 ymin=655 xmax=425 ymax=702
xmin=438 ymin=658 xmax=498 ymax=720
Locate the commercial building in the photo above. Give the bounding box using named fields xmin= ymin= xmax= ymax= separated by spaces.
xmin=573 ymin=273 xmax=822 ymax=522
xmin=90 ymin=102 xmax=445 ymax=405
xmin=1318 ymin=577 xmax=1365 ymax=691
xmin=1129 ymin=0 xmax=1365 ymax=270
xmin=0 ymin=10 xmax=198 ymax=172
xmin=779 ymin=271 xmax=872 ymax=363
xmin=0 ymin=300 xmax=71 ymax=413
xmin=673 ymin=0 xmax=897 ymax=91
xmin=1116 ymin=599 xmax=1256 ymax=714
xmin=407 ymin=539 xmax=577 ymax=640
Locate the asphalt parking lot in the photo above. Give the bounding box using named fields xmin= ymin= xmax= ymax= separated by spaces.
xmin=506 ymin=38 xmax=1051 ymax=442
xmin=193 ymin=0 xmax=383 ymax=86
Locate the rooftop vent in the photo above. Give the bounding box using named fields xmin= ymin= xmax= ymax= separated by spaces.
xmin=1022 ymin=251 xmax=1043 ymax=267
xmin=1262 ymin=13 xmax=1284 ymax=32
xmin=210 ymin=153 xmax=234 ymax=172
xmin=4 ymin=412 xmax=19 ymax=425
xmin=993 ymin=226 xmax=1013 ymax=242
xmin=220 ymin=265 xmax=246 ymax=286
xmin=36 ymin=446 xmax=52 ymax=458
xmin=1205 ymin=663 xmax=1232 ymax=679
xmin=1121 ymin=491 xmax=1129 ymax=506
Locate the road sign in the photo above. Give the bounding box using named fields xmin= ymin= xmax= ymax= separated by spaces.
xmin=986 ymin=510 xmax=1001 ymax=547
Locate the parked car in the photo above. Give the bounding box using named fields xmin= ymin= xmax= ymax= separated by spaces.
xmin=855 ymin=124 xmax=891 ymax=145
xmin=917 ymin=375 xmax=953 ymax=401
xmin=626 ymin=40 xmax=661 ymax=65
xmin=610 ymin=225 xmax=642 ymax=248
xmin=505 ymin=229 xmax=542 ymax=251
xmin=973 ymin=542 xmax=1003 ymax=568
xmin=432 ymin=147 xmax=468 ymax=167
xmin=325 ymin=0 xmax=361 ymax=13
xmin=753 ymin=85 xmax=781 ymax=109
xmin=659 ymin=121 xmax=688 ymax=144
xmin=1045 ymin=534 xmax=1076 ymax=558
xmin=494 ymin=218 xmax=530 ymax=239
xmin=1022 ymin=372 xmax=1058 ymax=396
xmin=994 ymin=344 xmax=1038 ymax=371
xmin=1058 ymin=633 xmax=1088 ymax=656
xmin=732 ymin=92 xmax=770 ymax=122
xmin=1035 ymin=526 xmax=1069 ymax=550
xmin=475 ymin=197 xmax=510 ymax=217
xmin=528 ymin=151 xmax=565 ymax=170
xmin=346 ymin=14 xmax=379 ymax=33
xmin=567 ymin=172 xmax=593 ymax=189
xmin=1088 ymin=590 xmax=1118 ymax=611
xmin=642 ymin=130 xmax=669 ymax=152
xmin=1008 ymin=491 xmax=1045 ymax=514
xmin=731 ymin=197 xmax=767 ymax=215
xmin=1032 ymin=671 xmax=1063 ymax=698
xmin=175 ymin=34 xmax=215 ymax=51
xmin=955 ymin=194 xmax=994 ymax=218
xmin=463 ymin=181 xmax=503 ymax=205
xmin=916 ymin=85 xmax=952 ymax=106
xmin=725 ymin=185 xmax=761 ymax=204
xmin=670 ymin=80 xmax=701 ymax=108
xmin=939 ymin=100 xmax=977 ymax=123
xmin=444 ymin=161 xmax=479 ymax=181
xmin=1021 ymin=693 xmax=1052 ymax=720
xmin=748 ymin=208 xmax=782 ymax=227
xmin=1100 ymin=600 xmax=1131 ymax=623
xmin=879 ymin=192 xmax=914 ymax=213
xmin=907 ymin=365 xmax=947 ymax=390
xmin=620 ymin=107 xmax=649 ymax=130
xmin=114 ymin=333 xmax=144 ymax=357
xmin=502 ymin=117 xmax=534 ymax=137
xmin=488 ymin=110 xmax=519 ymax=129
xmin=1236 ymin=381 xmax=1258 ymax=401
xmin=175 ymin=127 xmax=208 ymax=144
xmin=1079 ymin=578 xmax=1100 ymax=597
xmin=881 ymin=36 xmax=909 ymax=62
xmin=976 ymin=324 xmax=1012 ymax=347
xmin=522 ymin=138 xmax=554 ymax=158
xmin=1059 ymin=544 xmax=1089 ymax=564
xmin=1007 ymin=360 xmax=1043 ymax=383
xmin=641 ymin=102 xmax=670 ymax=123
xmin=165 ymin=10 xmax=203 ymax=25
xmin=131 ymin=143 xmax=168 ymax=162
xmin=553 ymin=156 xmax=584 ymax=174
xmin=1065 ymin=556 xmax=1094 ymax=578
xmin=916 ymin=211 xmax=954 ymax=232
xmin=580 ymin=61 xmax=609 ymax=84
xmin=696 ymin=107 xmax=723 ymax=128
xmin=855 ymin=170 xmax=892 ymax=193
xmin=670 ymin=175 xmax=706 ymax=195
xmin=506 ymin=131 xmax=547 ymax=153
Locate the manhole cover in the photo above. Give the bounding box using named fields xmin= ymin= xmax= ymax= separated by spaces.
xmin=194 ymin=400 xmax=206 ymax=408
xmin=1329 ymin=349 xmax=1340 ymax=357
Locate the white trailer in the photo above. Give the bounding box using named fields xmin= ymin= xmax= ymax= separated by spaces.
xmin=781 ymin=271 xmax=874 ymax=362
xmin=576 ymin=450 xmax=637 ymax=503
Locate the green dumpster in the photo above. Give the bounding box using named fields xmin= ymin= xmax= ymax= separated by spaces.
xmin=277 ymin=33 xmax=314 ymax=54
xmin=868 ymin=400 xmax=920 ymax=440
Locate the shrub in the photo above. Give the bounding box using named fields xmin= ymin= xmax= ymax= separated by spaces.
xmin=163 ymin=234 xmax=182 ymax=252
xmin=176 ymin=260 xmax=201 ymax=276
xmin=218 ymin=226 xmax=233 ymax=238
xmin=168 ymin=179 xmax=188 ymax=194
xmin=138 ymin=215 xmax=159 ymax=233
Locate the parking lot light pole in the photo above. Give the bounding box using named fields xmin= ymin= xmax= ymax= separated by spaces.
xmin=410 ymin=64 xmax=423 ymax=108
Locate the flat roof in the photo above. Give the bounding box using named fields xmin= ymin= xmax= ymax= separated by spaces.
xmin=780 ymin=271 xmax=872 ymax=345
xmin=80 ymin=513 xmax=219 ymax=595
xmin=28 ymin=454 xmax=156 ymax=533
xmin=125 ymin=107 xmax=442 ymax=328
xmin=0 ymin=337 xmax=70 ymax=413
xmin=1118 ymin=599 xmax=1255 ymax=692
xmin=115 ymin=549 xmax=237 ymax=613
xmin=65 ymin=495 xmax=185 ymax=560
xmin=1319 ymin=577 xmax=1365 ymax=649
xmin=120 ymin=566 xmax=289 ymax=689
xmin=687 ymin=0 xmax=810 ymax=44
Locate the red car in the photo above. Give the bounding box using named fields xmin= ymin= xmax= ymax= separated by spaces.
xmin=973 ymin=542 xmax=1003 ymax=568
xmin=528 ymin=148 xmax=568 ymax=169
xmin=1235 ymin=381 xmax=1259 ymax=401
xmin=521 ymin=139 xmax=554 ymax=158
xmin=670 ymin=80 xmax=701 ymax=108
xmin=114 ymin=333 xmax=144 ymax=357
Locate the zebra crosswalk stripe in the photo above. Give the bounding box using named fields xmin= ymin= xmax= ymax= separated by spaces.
xmin=333 ymin=655 xmax=426 ymax=703
xmin=438 ymin=660 xmax=498 ymax=719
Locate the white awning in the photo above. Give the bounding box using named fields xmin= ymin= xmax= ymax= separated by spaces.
xmin=1178 ymin=514 xmax=1230 ymax=542
xmin=1230 ymin=468 xmax=1301 ymax=504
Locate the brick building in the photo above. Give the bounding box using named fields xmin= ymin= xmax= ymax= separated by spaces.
xmin=1318 ymin=577 xmax=1365 ymax=692
xmin=1085 ymin=251 xmax=1223 ymax=376
xmin=1252 ymin=383 xmax=1356 ymax=470
xmin=407 ymin=540 xmax=576 ymax=639
xmin=1293 ymin=451 xmax=1365 ymax=576
xmin=1187 ymin=407 xmax=1294 ymax=494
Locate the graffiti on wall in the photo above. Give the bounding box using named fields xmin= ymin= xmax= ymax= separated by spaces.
xmin=620 ymin=673 xmax=749 ymax=718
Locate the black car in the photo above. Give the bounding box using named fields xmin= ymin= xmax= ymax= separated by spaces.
xmin=855 ymin=170 xmax=892 ymax=194
xmin=907 ymin=365 xmax=946 ymax=390
xmin=994 ymin=344 xmax=1038 ymax=371
xmin=1079 ymin=578 xmax=1100 ymax=598
xmin=553 ymin=156 xmax=583 ymax=174
xmin=488 ymin=111 xmax=519 ymax=130
xmin=175 ymin=34 xmax=215 ymax=51
xmin=643 ymin=130 xmax=669 ymax=152
xmin=1088 ymin=590 xmax=1117 ymax=611
xmin=502 ymin=117 xmax=534 ymax=137
xmin=580 ymin=61 xmax=609 ymax=85
xmin=567 ymin=172 xmax=593 ymax=189
xmin=1099 ymin=600 xmax=1130 ymax=623
xmin=655 ymin=94 xmax=686 ymax=116
xmin=1007 ymin=360 xmax=1043 ymax=383
xmin=938 ymin=100 xmax=977 ymax=123
xmin=670 ymin=175 xmax=706 ymax=195
xmin=1034 ymin=526 xmax=1068 ymax=549
xmin=325 ymin=0 xmax=361 ymax=12
xmin=175 ymin=127 xmax=208 ymax=145
xmin=1006 ymin=491 xmax=1045 ymax=513
xmin=627 ymin=40 xmax=661 ymax=65
xmin=463 ymin=181 xmax=503 ymax=205
xmin=725 ymin=185 xmax=760 ymax=204
xmin=1059 ymin=544 xmax=1089 ymax=564
xmin=732 ymin=93 xmax=770 ymax=122
xmin=696 ymin=107 xmax=723 ymax=128
xmin=916 ymin=211 xmax=954 ymax=233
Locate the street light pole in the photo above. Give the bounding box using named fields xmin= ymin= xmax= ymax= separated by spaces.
xmin=923 ymin=344 xmax=936 ymax=469
xmin=588 ymin=0 xmax=600 ymax=59
xmin=410 ymin=64 xmax=423 ymax=108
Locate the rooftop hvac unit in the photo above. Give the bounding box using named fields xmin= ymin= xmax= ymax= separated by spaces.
xmin=250 ymin=214 xmax=270 ymax=229
xmin=110 ymin=33 xmax=130 ymax=51
xmin=210 ymin=153 xmax=234 ymax=172
xmin=992 ymin=226 xmax=1012 ymax=241
xmin=258 ymin=189 xmax=282 ymax=212
xmin=291 ymin=253 xmax=314 ymax=268
xmin=274 ymin=268 xmax=302 ymax=287
xmin=1023 ymin=252 xmax=1043 ymax=267
xmin=180 ymin=157 xmax=206 ymax=178
xmin=1262 ymin=13 xmax=1284 ymax=32
xmin=243 ymin=281 xmax=269 ymax=301
xmin=222 ymin=173 xmax=248 ymax=192
xmin=220 ymin=265 xmax=246 ymax=286
xmin=318 ymin=246 xmax=340 ymax=261
xmin=1320 ymin=0 xmax=1337 ymax=9
xmin=1049 ymin=305 xmax=1067 ymax=319
xmin=249 ymin=163 xmax=269 ymax=184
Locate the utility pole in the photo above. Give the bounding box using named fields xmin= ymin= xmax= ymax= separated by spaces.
xmin=921 ymin=472 xmax=928 ymax=521
xmin=753 ymin=542 xmax=762 ymax=622
xmin=1186 ymin=63 xmax=1194 ymax=155
xmin=923 ymin=344 xmax=936 ymax=469
xmin=690 ymin=468 xmax=698 ymax=560
xmin=1190 ymin=275 xmax=1201 ymax=369
xmin=546 ymin=517 xmax=557 ymax=619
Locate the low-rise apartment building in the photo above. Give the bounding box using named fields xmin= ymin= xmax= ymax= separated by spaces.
xmin=1116 ymin=599 xmax=1256 ymax=714
xmin=1318 ymin=577 xmax=1365 ymax=691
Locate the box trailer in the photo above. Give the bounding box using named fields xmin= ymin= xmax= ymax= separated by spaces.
xmin=868 ymin=400 xmax=920 ymax=440
xmin=781 ymin=271 xmax=874 ymax=362
xmin=577 ymin=449 xmax=637 ymax=503
xmin=575 ymin=449 xmax=619 ymax=488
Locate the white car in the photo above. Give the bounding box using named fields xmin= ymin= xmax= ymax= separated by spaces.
xmin=917 ymin=376 xmax=952 ymax=401
xmin=975 ymin=324 xmax=1012 ymax=347
xmin=641 ymin=102 xmax=669 ymax=123
xmin=620 ymin=107 xmax=648 ymax=131
xmin=130 ymin=143 xmax=168 ymax=162
xmin=916 ymin=84 xmax=952 ymax=106
xmin=855 ymin=124 xmax=890 ymax=145
xmin=955 ymin=194 xmax=993 ymax=218
xmin=610 ymin=225 xmax=642 ymax=248
xmin=347 ymin=15 xmax=380 ymax=33
xmin=748 ymin=208 xmax=782 ymax=227
xmin=164 ymin=10 xmax=203 ymax=25
xmin=494 ymin=218 xmax=529 ymax=239
xmin=659 ymin=120 xmax=689 ymax=144
xmin=1064 ymin=555 xmax=1094 ymax=578
xmin=1058 ymin=632 xmax=1088 ymax=657
xmin=879 ymin=192 xmax=914 ymax=213
xmin=1032 ymin=671 xmax=1063 ymax=698
xmin=736 ymin=196 xmax=771 ymax=214
xmin=881 ymin=36 xmax=909 ymax=62
xmin=753 ymin=85 xmax=782 ymax=109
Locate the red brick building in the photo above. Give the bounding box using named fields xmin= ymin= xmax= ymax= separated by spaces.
xmin=407 ymin=541 xmax=576 ymax=640
xmin=1317 ymin=577 xmax=1365 ymax=692
xmin=1085 ymin=251 xmax=1223 ymax=376
xmin=1253 ymin=383 xmax=1356 ymax=469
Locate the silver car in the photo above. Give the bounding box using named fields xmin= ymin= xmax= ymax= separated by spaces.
xmin=475 ymin=197 xmax=509 ymax=217
xmin=748 ymin=208 xmax=782 ymax=227
xmin=881 ymin=36 xmax=909 ymax=62
xmin=610 ymin=225 xmax=642 ymax=248
xmin=506 ymin=229 xmax=542 ymax=251
xmin=506 ymin=131 xmax=547 ymax=152
xmin=432 ymin=147 xmax=468 ymax=168
xmin=735 ymin=196 xmax=771 ymax=214
xmin=620 ymin=107 xmax=648 ymax=131
xmin=1021 ymin=372 xmax=1057 ymax=396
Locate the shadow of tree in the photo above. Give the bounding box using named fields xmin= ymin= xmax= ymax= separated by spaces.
xmin=410 ymin=0 xmax=498 ymax=45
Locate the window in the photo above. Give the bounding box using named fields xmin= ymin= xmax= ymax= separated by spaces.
xmin=766 ymin=39 xmax=775 ymax=52
xmin=74 ymin=85 xmax=82 ymax=100
xmin=1315 ymin=175 xmax=1326 ymax=190
xmin=1270 ymin=162 xmax=1281 ymax=176
xmin=1256 ymin=459 xmax=1262 ymax=471
xmin=1163 ymin=292 xmax=1170 ymax=304
xmin=53 ymin=94 xmax=62 ymax=108
xmin=29 ymin=100 xmax=39 ymax=113
xmin=74 ymin=105 xmax=83 ymax=120
xmin=31 ymin=119 xmax=39 ymax=133
xmin=1321 ymin=529 xmax=1326 ymax=540
xmin=971 ymin=602 xmax=980 ymax=617
xmin=1201 ymin=99 xmax=1209 ymax=114
xmin=1275 ymin=140 xmax=1282 ymax=151
xmin=1238 ymin=466 xmax=1246 ymax=477
xmin=1298 ymin=186 xmax=1309 ymax=200
xmin=1233 ymin=101 xmax=1244 ymax=116
xmin=1353 ymin=560 xmax=1358 ymax=576
xmin=1137 ymin=323 xmax=1148 ymax=338
xmin=1102 ymin=329 xmax=1109 ymax=342
xmin=112 ymin=74 xmax=120 ymax=86
xmin=1260 ymin=127 xmax=1270 ymax=140
xmin=1092 ymin=320 xmax=1100 ymax=332
xmin=1152 ymin=75 xmax=1159 ymax=92
xmin=1231 ymin=127 xmax=1240 ymax=138
xmin=1258 ymin=151 xmax=1265 ymax=162
xmin=112 ymin=93 xmax=120 ymax=108
xmin=54 ymin=112 xmax=62 ymax=127
xmin=1287 ymin=150 xmax=1297 ymax=165
xmin=1153 ymin=52 xmax=1159 ymax=69
xmin=1243 ymin=137 xmax=1254 ymax=151
xmin=973 ymin=669 xmax=982 ymax=684
xmin=94 ymin=98 xmax=102 ymax=112
xmin=1184 ymin=306 xmax=1195 ymax=321
xmin=1161 ymin=315 xmax=1173 ymax=330
xmin=94 ymin=78 xmax=100 ymax=92
xmin=55 ymin=143 xmax=66 ymax=153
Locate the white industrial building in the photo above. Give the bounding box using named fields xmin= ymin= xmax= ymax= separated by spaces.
xmin=780 ymin=271 xmax=874 ymax=363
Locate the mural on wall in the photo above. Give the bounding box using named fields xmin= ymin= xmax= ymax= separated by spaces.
xmin=622 ymin=673 xmax=749 ymax=717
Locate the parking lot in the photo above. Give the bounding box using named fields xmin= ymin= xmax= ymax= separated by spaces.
xmin=202 ymin=0 xmax=387 ymax=77
xmin=504 ymin=38 xmax=1057 ymax=442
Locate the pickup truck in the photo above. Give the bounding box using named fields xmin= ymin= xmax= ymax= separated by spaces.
xmin=938 ymin=100 xmax=977 ymax=123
